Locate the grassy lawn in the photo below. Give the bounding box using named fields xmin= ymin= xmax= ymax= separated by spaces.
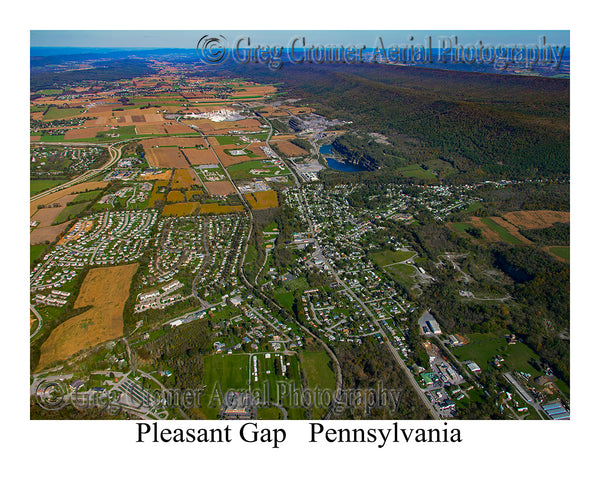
xmin=549 ymin=246 xmax=570 ymax=261
xmin=480 ymin=217 xmax=523 ymax=245
xmin=30 ymin=179 xmax=67 ymax=196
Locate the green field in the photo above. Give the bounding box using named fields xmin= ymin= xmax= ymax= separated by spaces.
xmin=300 ymin=350 xmax=336 ymax=391
xmin=35 ymin=89 xmax=62 ymax=95
xmin=273 ymin=276 xmax=309 ymax=311
xmin=53 ymin=202 xmax=90 ymax=224
xmin=200 ymin=354 xmax=250 ymax=418
xmin=214 ymin=135 xmax=245 ymax=146
xmin=30 ymin=245 xmax=47 ymax=264
xmin=397 ymin=164 xmax=437 ymax=180
xmin=274 ymin=291 xmax=295 ymax=311
xmin=72 ymin=189 xmax=103 ymax=204
xmin=452 ymin=332 xmax=542 ymax=376
xmin=43 ymin=107 xmax=85 ymax=121
xmin=451 ymin=222 xmax=473 ymax=233
xmin=384 ymin=263 xmax=417 ymax=288
xmin=549 ymin=246 xmax=570 ymax=261
xmin=370 ymin=249 xmax=416 ymax=267
xmin=480 ymin=217 xmax=523 ymax=245
xmin=30 ymin=179 xmax=66 ymax=196
xmin=251 ymin=353 xmax=305 ymax=419
xmin=227 ymin=159 xmax=290 ymax=179
xmin=466 ymin=201 xmax=484 ymax=213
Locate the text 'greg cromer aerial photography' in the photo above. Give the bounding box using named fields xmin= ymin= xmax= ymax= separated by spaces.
xmin=30 ymin=30 xmax=570 ymax=422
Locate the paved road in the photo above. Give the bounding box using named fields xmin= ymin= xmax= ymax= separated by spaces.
xmin=30 ymin=304 xmax=43 ymax=339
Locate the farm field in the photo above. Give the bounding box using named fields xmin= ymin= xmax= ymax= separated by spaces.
xmin=36 ymin=263 xmax=139 ymax=371
xmin=30 ymin=179 xmax=67 ymax=196
xmin=502 ymin=210 xmax=570 ymax=230
xmin=547 ymin=246 xmax=570 ymax=262
xmin=30 ymin=245 xmax=47 ymax=263
xmin=30 ymin=181 xmax=108 ymax=216
xmin=30 ymin=194 xmax=77 ymax=227
xmin=205 ymin=180 xmax=236 ymax=196
xmin=479 ymin=217 xmax=525 ymax=245
xmin=30 ymin=221 xmax=72 ymax=245
xmin=171 ymin=168 xmax=201 ymax=189
xmin=272 ymin=139 xmax=309 ymax=157
xmin=145 ymin=147 xmax=188 ymax=168
xmin=52 ymin=201 xmax=90 ymax=224
xmin=244 ymin=190 xmax=278 ymax=209
xmin=43 ymin=107 xmax=85 ymax=120
xmin=198 ymin=203 xmax=243 ymax=214
xmin=64 ymin=127 xmax=110 ymax=140
xmin=162 ymin=202 xmax=200 ymax=216
xmin=182 ymin=147 xmax=218 ymax=165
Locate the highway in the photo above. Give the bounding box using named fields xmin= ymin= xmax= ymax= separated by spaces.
xmin=30 ymin=139 xmax=132 ymax=203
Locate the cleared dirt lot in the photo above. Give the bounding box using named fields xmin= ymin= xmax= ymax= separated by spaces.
xmin=36 ymin=264 xmax=139 ymax=371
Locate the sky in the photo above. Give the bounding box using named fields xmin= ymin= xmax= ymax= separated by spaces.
xmin=31 ymin=30 xmax=570 ymax=50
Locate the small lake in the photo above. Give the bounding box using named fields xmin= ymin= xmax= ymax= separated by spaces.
xmin=320 ymin=145 xmax=366 ymax=172
xmin=326 ymin=157 xmax=367 ymax=172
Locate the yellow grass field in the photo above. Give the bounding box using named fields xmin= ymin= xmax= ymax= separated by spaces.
xmin=198 ymin=204 xmax=244 ymax=214
xmin=138 ymin=170 xmax=172 ymax=181
xmin=502 ymin=210 xmax=570 ymax=230
xmin=172 ymin=168 xmax=201 ymax=189
xmin=148 ymin=180 xmax=169 ymax=207
xmin=166 ymin=190 xmax=186 ymax=203
xmin=36 ymin=264 xmax=138 ymax=371
xmin=162 ymin=202 xmax=200 ymax=216
xmin=244 ymin=190 xmax=278 ymax=209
